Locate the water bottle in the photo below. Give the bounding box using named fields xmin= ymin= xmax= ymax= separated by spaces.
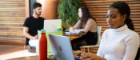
xmin=39 ymin=29 xmax=47 ymax=60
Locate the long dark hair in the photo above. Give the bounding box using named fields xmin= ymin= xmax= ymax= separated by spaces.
xmin=109 ymin=1 xmax=134 ymax=30
xmin=79 ymin=6 xmax=96 ymax=27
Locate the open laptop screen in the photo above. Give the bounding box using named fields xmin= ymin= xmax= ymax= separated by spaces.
xmin=44 ymin=19 xmax=61 ymax=32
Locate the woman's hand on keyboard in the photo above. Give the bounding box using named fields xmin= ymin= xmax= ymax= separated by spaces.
xmin=80 ymin=52 xmax=106 ymax=60
xmin=73 ymin=50 xmax=84 ymax=58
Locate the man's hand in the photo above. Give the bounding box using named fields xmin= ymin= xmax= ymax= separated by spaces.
xmin=31 ymin=35 xmax=38 ymax=40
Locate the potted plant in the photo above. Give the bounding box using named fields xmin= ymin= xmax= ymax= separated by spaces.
xmin=58 ymin=0 xmax=81 ymax=30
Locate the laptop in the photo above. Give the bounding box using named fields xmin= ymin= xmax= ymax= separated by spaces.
xmin=48 ymin=34 xmax=88 ymax=60
xmin=44 ymin=19 xmax=61 ymax=32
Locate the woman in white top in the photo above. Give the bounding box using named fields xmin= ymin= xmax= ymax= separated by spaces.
xmin=71 ymin=6 xmax=97 ymax=50
xmin=73 ymin=1 xmax=139 ymax=60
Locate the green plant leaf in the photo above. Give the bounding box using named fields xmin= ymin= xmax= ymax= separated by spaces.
xmin=58 ymin=0 xmax=81 ymax=29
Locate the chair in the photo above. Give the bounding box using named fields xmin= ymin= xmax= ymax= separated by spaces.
xmin=36 ymin=31 xmax=63 ymax=55
xmin=80 ymin=26 xmax=102 ymax=53
xmin=23 ymin=41 xmax=38 ymax=56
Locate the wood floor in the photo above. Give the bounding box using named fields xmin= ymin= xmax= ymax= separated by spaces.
xmin=0 ymin=45 xmax=24 ymax=55
xmin=0 ymin=45 xmax=36 ymax=60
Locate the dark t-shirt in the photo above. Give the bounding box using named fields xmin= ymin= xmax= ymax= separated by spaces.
xmin=23 ymin=16 xmax=44 ymax=45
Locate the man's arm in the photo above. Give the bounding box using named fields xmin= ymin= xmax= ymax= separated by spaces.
xmin=23 ymin=27 xmax=38 ymax=40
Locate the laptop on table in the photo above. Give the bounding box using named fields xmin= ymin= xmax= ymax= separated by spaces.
xmin=44 ymin=19 xmax=61 ymax=32
xmin=48 ymin=34 xmax=88 ymax=60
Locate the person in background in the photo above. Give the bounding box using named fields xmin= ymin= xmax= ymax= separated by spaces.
xmin=23 ymin=2 xmax=44 ymax=47
xmin=73 ymin=1 xmax=139 ymax=60
xmin=71 ymin=6 xmax=97 ymax=50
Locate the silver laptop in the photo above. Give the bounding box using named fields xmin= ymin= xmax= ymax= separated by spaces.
xmin=44 ymin=19 xmax=61 ymax=32
xmin=48 ymin=34 xmax=88 ymax=60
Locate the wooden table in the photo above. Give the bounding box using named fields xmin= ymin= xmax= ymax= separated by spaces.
xmin=7 ymin=56 xmax=55 ymax=60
